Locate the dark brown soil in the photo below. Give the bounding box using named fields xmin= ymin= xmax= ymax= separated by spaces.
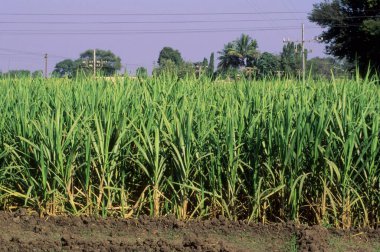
xmin=0 ymin=210 xmax=379 ymax=252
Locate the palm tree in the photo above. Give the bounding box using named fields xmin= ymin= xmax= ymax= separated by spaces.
xmin=217 ymin=34 xmax=260 ymax=72
xmin=217 ymin=42 xmax=240 ymax=71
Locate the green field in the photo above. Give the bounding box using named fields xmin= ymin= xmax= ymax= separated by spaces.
xmin=0 ymin=74 xmax=379 ymax=229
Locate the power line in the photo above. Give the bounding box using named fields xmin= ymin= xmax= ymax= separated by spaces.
xmin=0 ymin=18 xmax=309 ymax=24
xmin=0 ymin=47 xmax=66 ymax=59
xmin=246 ymin=0 xmax=277 ymax=30
xmin=0 ymin=16 xmax=375 ymax=25
xmin=0 ymin=26 xmax=323 ymax=36
xmin=0 ymin=53 xmax=42 ymax=58
xmin=0 ymin=26 xmax=306 ymax=32
xmin=0 ymin=47 xmax=44 ymax=56
xmin=0 ymin=23 xmax=361 ymax=34
xmin=0 ymin=11 xmax=308 ymax=16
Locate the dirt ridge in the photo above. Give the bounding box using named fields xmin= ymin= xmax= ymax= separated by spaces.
xmin=0 ymin=210 xmax=379 ymax=251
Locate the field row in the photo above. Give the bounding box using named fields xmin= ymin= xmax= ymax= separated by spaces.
xmin=0 ymin=75 xmax=379 ymax=228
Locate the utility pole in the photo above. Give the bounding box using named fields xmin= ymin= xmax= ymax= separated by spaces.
xmin=81 ymin=49 xmax=107 ymax=76
xmin=93 ymin=49 xmax=96 ymax=78
xmin=283 ymin=24 xmax=323 ymax=84
xmin=44 ymin=53 xmax=48 ymax=78
xmin=301 ymin=23 xmax=305 ymax=84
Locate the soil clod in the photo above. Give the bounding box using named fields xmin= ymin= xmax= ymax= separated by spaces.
xmin=0 ymin=211 xmax=379 ymax=251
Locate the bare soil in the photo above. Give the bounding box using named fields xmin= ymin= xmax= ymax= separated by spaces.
xmin=0 ymin=210 xmax=379 ymax=251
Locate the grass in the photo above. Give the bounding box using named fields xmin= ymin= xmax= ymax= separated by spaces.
xmin=288 ymin=234 xmax=298 ymax=252
xmin=328 ymin=235 xmax=380 ymax=252
xmin=0 ymin=73 xmax=379 ymax=228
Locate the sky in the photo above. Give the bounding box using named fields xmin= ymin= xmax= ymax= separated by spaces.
xmin=0 ymin=0 xmax=326 ymax=75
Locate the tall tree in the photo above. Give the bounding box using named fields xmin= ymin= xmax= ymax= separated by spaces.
xmin=155 ymin=47 xmax=196 ymax=78
xmin=257 ymin=52 xmax=280 ymax=77
xmin=280 ymin=42 xmax=306 ymax=77
xmin=136 ymin=67 xmax=148 ymax=78
xmin=201 ymin=57 xmax=208 ymax=70
xmin=232 ymin=34 xmax=260 ymax=67
xmin=78 ymin=49 xmax=122 ymax=76
xmin=53 ymin=59 xmax=77 ymax=78
xmin=309 ymin=0 xmax=380 ymax=74
xmin=217 ymin=42 xmax=240 ymax=71
xmin=157 ymin=47 xmax=184 ymax=66
xmin=217 ymin=34 xmax=260 ymax=72
xmin=208 ymin=52 xmax=215 ymax=76
xmin=307 ymin=57 xmax=349 ymax=79
xmin=153 ymin=59 xmax=178 ymax=76
xmin=178 ymin=62 xmax=195 ymax=79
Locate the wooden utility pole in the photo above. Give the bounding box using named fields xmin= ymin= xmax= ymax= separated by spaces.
xmin=301 ymin=23 xmax=306 ymax=84
xmin=283 ymin=23 xmax=323 ymax=84
xmin=44 ymin=53 xmax=48 ymax=78
xmin=93 ymin=49 xmax=96 ymax=77
xmin=81 ymin=49 xmax=107 ymax=76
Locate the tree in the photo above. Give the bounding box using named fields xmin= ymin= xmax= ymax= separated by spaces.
xmin=153 ymin=59 xmax=178 ymax=76
xmin=217 ymin=34 xmax=260 ymax=72
xmin=136 ymin=67 xmax=148 ymax=78
xmin=232 ymin=33 xmax=260 ymax=67
xmin=256 ymin=52 xmax=280 ymax=78
xmin=307 ymin=57 xmax=348 ymax=79
xmin=309 ymin=0 xmax=380 ymax=75
xmin=32 ymin=70 xmax=43 ymax=78
xmin=207 ymin=52 xmax=215 ymax=77
xmin=217 ymin=42 xmax=240 ymax=72
xmin=53 ymin=49 xmax=122 ymax=78
xmin=52 ymin=59 xmax=77 ymax=78
xmin=3 ymin=70 xmax=31 ymax=78
xmin=153 ymin=59 xmax=195 ymax=79
xmin=280 ymin=42 xmax=306 ymax=77
xmin=178 ymin=62 xmax=195 ymax=79
xmin=157 ymin=47 xmax=183 ymax=66
xmin=201 ymin=58 xmax=208 ymax=70
xmin=193 ymin=58 xmax=209 ymax=77
xmin=78 ymin=49 xmax=122 ymax=76
xmin=154 ymin=47 xmax=197 ymax=78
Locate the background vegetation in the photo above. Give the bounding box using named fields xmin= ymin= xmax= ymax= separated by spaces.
xmin=309 ymin=0 xmax=380 ymax=75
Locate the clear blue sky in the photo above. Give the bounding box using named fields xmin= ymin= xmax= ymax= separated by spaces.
xmin=0 ymin=0 xmax=325 ymax=75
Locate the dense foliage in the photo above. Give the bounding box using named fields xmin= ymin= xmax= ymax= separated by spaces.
xmin=280 ymin=42 xmax=305 ymax=77
xmin=307 ymin=57 xmax=350 ymax=79
xmin=218 ymin=34 xmax=259 ymax=72
xmin=153 ymin=47 xmax=196 ymax=78
xmin=257 ymin=52 xmax=280 ymax=78
xmin=136 ymin=67 xmax=148 ymax=79
xmin=53 ymin=49 xmax=122 ymax=77
xmin=309 ymin=0 xmax=380 ymax=75
xmin=52 ymin=59 xmax=77 ymax=78
xmin=0 ymin=75 xmax=379 ymax=228
xmin=157 ymin=47 xmax=184 ymax=66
